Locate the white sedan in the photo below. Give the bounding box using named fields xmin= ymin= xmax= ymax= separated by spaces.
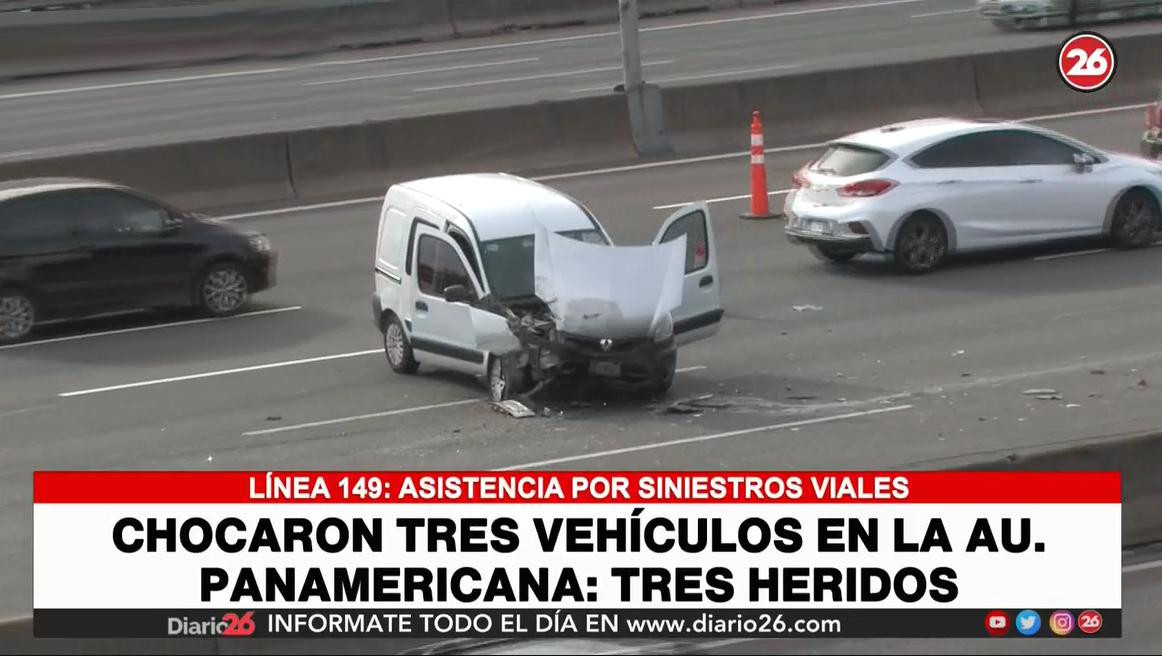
xmin=784 ymin=118 xmax=1162 ymax=273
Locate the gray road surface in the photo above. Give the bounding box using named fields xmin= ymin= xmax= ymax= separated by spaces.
xmin=0 ymin=0 xmax=1161 ymax=159
xmin=1 ymin=106 xmax=1160 ymax=652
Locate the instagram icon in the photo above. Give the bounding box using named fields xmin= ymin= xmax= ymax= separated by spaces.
xmin=1050 ymin=611 xmax=1075 ymax=636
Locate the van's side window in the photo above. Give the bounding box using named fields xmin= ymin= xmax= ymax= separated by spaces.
xmin=416 ymin=235 xmax=473 ymax=297
xmin=378 ymin=207 xmax=408 ymax=270
xmin=660 ymin=210 xmax=710 ymax=273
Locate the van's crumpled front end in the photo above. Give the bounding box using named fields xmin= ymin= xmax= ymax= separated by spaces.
xmin=485 ymin=228 xmax=687 ymax=393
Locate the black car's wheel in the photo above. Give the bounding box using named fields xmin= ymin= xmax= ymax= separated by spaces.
xmin=808 ymin=245 xmax=858 ymax=264
xmin=1110 ymin=190 xmax=1160 ymax=249
xmin=383 ymin=314 xmax=418 ymax=374
xmin=0 ymin=290 xmax=35 ymax=344
xmin=892 ymin=213 xmax=948 ymax=274
xmin=197 ymin=261 xmax=250 ymax=316
xmin=488 ymin=354 xmax=529 ymax=403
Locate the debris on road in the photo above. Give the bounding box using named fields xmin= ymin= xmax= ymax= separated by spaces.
xmin=792 ymin=304 xmax=823 ymax=312
xmin=266 ymin=415 xmax=282 ymax=422
xmin=1035 ymin=394 xmax=1063 ymax=400
xmin=1138 ymin=379 xmax=1150 ymax=388
xmin=491 ymin=400 xmax=537 ymax=418
xmin=657 ymin=394 xmax=732 ymax=415
xmin=1090 ymin=369 xmax=1106 ymax=375
xmin=1066 ymin=403 xmax=1081 ymax=408
xmin=1022 ymin=388 xmax=1058 ymax=395
xmin=952 ymin=349 xmax=965 ymax=357
xmin=787 ymin=395 xmax=818 ymax=401
xmin=960 ymin=372 xmax=972 ymax=377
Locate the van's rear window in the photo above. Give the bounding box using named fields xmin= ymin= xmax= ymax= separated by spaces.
xmin=810 ymin=144 xmax=890 ymax=176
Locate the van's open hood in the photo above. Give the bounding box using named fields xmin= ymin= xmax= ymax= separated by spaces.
xmin=532 ymin=226 xmax=686 ymax=339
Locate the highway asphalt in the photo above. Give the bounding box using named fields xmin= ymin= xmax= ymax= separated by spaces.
xmin=1 ymin=0 xmax=1161 ymax=160
xmin=2 ymin=105 xmax=1161 ymax=656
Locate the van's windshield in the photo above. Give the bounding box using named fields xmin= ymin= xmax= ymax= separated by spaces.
xmin=479 ymin=228 xmax=607 ymax=300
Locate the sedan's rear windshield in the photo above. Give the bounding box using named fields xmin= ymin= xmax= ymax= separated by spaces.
xmin=810 ymin=144 xmax=891 ymax=176
xmin=480 ymin=228 xmax=607 ymax=300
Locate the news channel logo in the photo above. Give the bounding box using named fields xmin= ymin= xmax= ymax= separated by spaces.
xmin=1078 ymin=610 xmax=1103 ymax=634
xmin=1015 ymin=610 xmax=1041 ymax=636
xmin=1050 ymin=610 xmax=1076 ymax=636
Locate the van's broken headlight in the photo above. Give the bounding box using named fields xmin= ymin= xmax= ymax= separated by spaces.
xmin=653 ymin=313 xmax=674 ymax=342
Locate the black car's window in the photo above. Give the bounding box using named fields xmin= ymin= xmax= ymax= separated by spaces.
xmin=0 ymin=195 xmax=83 ymax=246
xmin=416 ymin=234 xmax=473 ymax=298
xmin=659 ymin=210 xmax=709 ymax=274
xmin=810 ymin=144 xmax=890 ymax=176
xmin=82 ymin=191 xmax=170 ymax=237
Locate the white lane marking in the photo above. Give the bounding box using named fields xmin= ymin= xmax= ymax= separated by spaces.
xmin=210 ymin=103 xmax=1145 ymax=220
xmin=0 ymin=405 xmax=49 ymax=419
xmin=675 ymin=365 xmax=707 ymax=373
xmin=0 ymin=306 xmax=302 ymax=351
xmin=414 ymin=61 xmax=674 ymax=92
xmin=0 ymin=66 xmax=294 ymax=101
xmin=911 ymin=7 xmax=978 ymax=17
xmin=58 ymin=349 xmax=381 ymax=398
xmin=654 ymin=189 xmax=793 ymax=210
xmin=639 ymin=0 xmax=930 ymax=32
xmin=1123 ymin=559 xmax=1162 ymax=573
xmin=1022 ymin=102 xmax=1153 ymax=122
xmin=216 ymin=198 xmax=381 ymax=221
xmin=571 ymin=63 xmax=800 ymax=93
xmin=243 ymin=399 xmax=480 ymax=437
xmin=304 ymin=58 xmax=540 ymax=86
xmin=1033 ymin=240 xmax=1161 ymax=261
xmin=496 ymin=404 xmax=913 ymax=470
xmin=1034 ymin=247 xmax=1113 ymax=261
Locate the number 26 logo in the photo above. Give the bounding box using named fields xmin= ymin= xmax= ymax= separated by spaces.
xmin=222 ymin=611 xmax=256 ymax=637
xmin=1058 ymin=32 xmax=1117 ymax=93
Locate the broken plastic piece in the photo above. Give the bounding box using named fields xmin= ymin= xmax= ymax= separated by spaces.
xmin=491 ymin=400 xmax=536 ymax=418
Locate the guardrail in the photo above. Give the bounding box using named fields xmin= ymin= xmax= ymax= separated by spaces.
xmin=0 ymin=0 xmax=806 ymax=79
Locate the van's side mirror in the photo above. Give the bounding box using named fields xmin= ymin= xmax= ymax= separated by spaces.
xmin=443 ymin=284 xmax=473 ymax=304
xmin=162 ymin=213 xmax=184 ymax=234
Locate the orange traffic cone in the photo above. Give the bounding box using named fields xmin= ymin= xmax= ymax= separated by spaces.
xmin=740 ymin=110 xmax=780 ymax=220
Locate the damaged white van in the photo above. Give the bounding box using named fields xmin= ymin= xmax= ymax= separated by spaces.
xmin=371 ymin=173 xmax=723 ymax=402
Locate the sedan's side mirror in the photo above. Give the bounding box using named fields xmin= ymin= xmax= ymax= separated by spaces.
xmin=443 ymin=284 xmax=473 ymax=304
xmin=1073 ymin=152 xmax=1095 ymax=173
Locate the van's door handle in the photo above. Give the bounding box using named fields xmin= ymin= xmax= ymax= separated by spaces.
xmin=938 ymin=180 xmax=961 ymax=185
xmin=415 ymin=301 xmax=428 ymax=312
xmin=699 ymin=275 xmax=714 ymax=288
xmin=1018 ymin=178 xmax=1042 ymax=184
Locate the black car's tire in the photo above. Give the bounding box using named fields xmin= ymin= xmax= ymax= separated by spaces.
xmin=808 ymin=245 xmax=858 ymax=264
xmin=1110 ymin=189 xmax=1160 ymax=249
xmin=892 ymin=213 xmax=948 ymax=274
xmin=0 ymin=290 xmax=36 ymax=344
xmin=383 ymin=314 xmax=419 ymax=374
xmin=488 ymin=354 xmax=529 ymax=403
xmin=197 ymin=261 xmax=250 ymax=316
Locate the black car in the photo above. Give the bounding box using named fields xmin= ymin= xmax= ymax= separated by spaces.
xmin=0 ymin=178 xmax=277 ymax=343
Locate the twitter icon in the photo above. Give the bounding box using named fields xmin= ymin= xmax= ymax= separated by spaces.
xmin=1016 ymin=610 xmax=1042 ymax=636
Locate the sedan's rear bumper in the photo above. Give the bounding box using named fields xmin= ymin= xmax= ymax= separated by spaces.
xmin=785 ymin=227 xmax=874 ymax=252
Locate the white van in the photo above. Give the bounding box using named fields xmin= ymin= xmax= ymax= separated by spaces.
xmin=372 ymin=173 xmax=723 ymax=401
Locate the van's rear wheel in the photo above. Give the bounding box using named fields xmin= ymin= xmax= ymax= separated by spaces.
xmin=488 ymin=355 xmax=529 ymax=402
xmin=383 ymin=315 xmax=418 ymax=374
xmin=0 ymin=291 xmax=35 ymax=344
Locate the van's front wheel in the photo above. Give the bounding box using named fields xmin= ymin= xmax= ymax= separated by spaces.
xmin=488 ymin=354 xmax=529 ymax=402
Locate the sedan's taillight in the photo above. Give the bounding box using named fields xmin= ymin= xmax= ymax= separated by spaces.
xmin=839 ymin=179 xmax=897 ymax=197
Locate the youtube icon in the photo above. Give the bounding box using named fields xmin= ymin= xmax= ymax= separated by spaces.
xmin=985 ymin=611 xmax=1010 ymax=637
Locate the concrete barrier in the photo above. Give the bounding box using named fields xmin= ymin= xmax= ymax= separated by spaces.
xmin=0 ymin=133 xmax=294 ymax=211
xmin=664 ymin=54 xmax=982 ymax=154
xmin=972 ymin=31 xmax=1162 ymax=117
xmin=958 ymin=431 xmax=1162 ymax=547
